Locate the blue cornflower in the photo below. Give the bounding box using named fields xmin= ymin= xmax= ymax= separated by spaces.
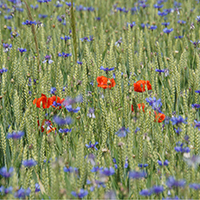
xmin=4 ymin=15 xmax=13 ymax=20
xmin=59 ymin=128 xmax=72 ymax=133
xmin=196 ymin=16 xmax=200 ymax=23
xmin=71 ymin=189 xmax=88 ymax=198
xmin=171 ymin=116 xmax=187 ymax=126
xmin=135 ymin=127 xmax=140 ymax=133
xmin=50 ymin=87 xmax=56 ymax=95
xmin=195 ymin=90 xmax=200 ymax=94
xmin=35 ymin=183 xmax=40 ymax=193
xmin=18 ymin=48 xmax=27 ymax=54
xmin=76 ymin=5 xmax=87 ymax=11
xmin=87 ymin=108 xmax=95 ymax=118
xmin=124 ymin=158 xmax=128 ymax=168
xmin=14 ymin=188 xmax=31 ymax=198
xmin=174 ymin=35 xmax=184 ymax=39
xmin=149 ymin=25 xmax=157 ymax=30
xmin=30 ymin=5 xmax=38 ymax=9
xmin=190 ymin=40 xmax=200 ymax=48
xmin=139 ymin=189 xmax=151 ymax=196
xmin=163 ymin=28 xmax=173 ymax=34
xmin=91 ymin=166 xmax=103 ymax=172
xmin=63 ymin=166 xmax=78 ymax=173
xmin=163 ymin=196 xmax=180 ymax=200
xmin=7 ymin=131 xmax=24 ymax=140
xmin=163 ymin=8 xmax=172 ymax=14
xmin=100 ymin=66 xmax=115 ymax=72
xmin=146 ymin=97 xmax=163 ymax=112
xmin=3 ymin=43 xmax=12 ymax=52
xmin=150 ymin=186 xmax=164 ymax=194
xmin=16 ymin=8 xmax=24 ymax=12
xmin=0 ymin=167 xmax=13 ymax=178
xmin=0 ymin=186 xmax=13 ymax=195
xmin=60 ymin=35 xmax=70 ymax=42
xmin=192 ymin=104 xmax=200 ymax=108
xmin=115 ymin=127 xmax=130 ymax=137
xmin=22 ymin=159 xmax=37 ymax=167
xmin=155 ymin=69 xmax=165 ymax=74
xmin=115 ymin=38 xmax=122 ymax=46
xmin=38 ymin=14 xmax=48 ymax=18
xmin=53 ymin=116 xmax=73 ymax=126
xmin=58 ymin=52 xmax=72 ymax=58
xmin=127 ymin=22 xmax=136 ymax=29
xmin=66 ymin=2 xmax=75 ymax=7
xmin=80 ymin=37 xmax=91 ymax=42
xmin=158 ymin=160 xmax=169 ymax=166
xmin=0 ymin=68 xmax=8 ymax=74
xmin=100 ymin=167 xmax=115 ymax=176
xmin=95 ymin=17 xmax=101 ymax=20
xmin=178 ymin=20 xmax=186 ymax=24
xmin=174 ymin=143 xmax=190 ymax=153
xmin=77 ymin=61 xmax=83 ymax=65
xmin=22 ymin=20 xmax=37 ymax=25
xmin=86 ymin=142 xmax=98 ymax=150
xmin=161 ymin=22 xmax=170 ymax=27
xmin=158 ymin=11 xmax=168 ymax=16
xmin=11 ymin=31 xmax=19 ymax=38
xmin=174 ymin=127 xmax=182 ymax=135
xmin=65 ymin=105 xmax=80 ymax=113
xmin=189 ymin=183 xmax=200 ymax=190
xmin=139 ymin=3 xmax=148 ymax=8
xmin=194 ymin=120 xmax=200 ymax=130
xmin=166 ymin=177 xmax=186 ymax=188
xmin=117 ymin=7 xmax=126 ymax=12
xmin=43 ymin=55 xmax=53 ymax=64
xmin=138 ymin=164 xmax=148 ymax=168
xmin=154 ymin=4 xmax=163 ymax=9
xmin=129 ymin=171 xmax=146 ymax=179
xmin=54 ymin=3 xmax=62 ymax=7
xmin=57 ymin=16 xmax=63 ymax=22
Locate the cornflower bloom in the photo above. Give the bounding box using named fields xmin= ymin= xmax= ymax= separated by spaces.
xmin=54 ymin=3 xmax=62 ymax=7
xmin=115 ymin=127 xmax=130 ymax=137
xmin=58 ymin=52 xmax=72 ymax=58
xmin=115 ymin=38 xmax=122 ymax=47
xmin=43 ymin=55 xmax=53 ymax=64
xmin=38 ymin=14 xmax=48 ymax=18
xmin=0 ymin=68 xmax=8 ymax=74
xmin=87 ymin=107 xmax=95 ymax=118
xmin=100 ymin=167 xmax=115 ymax=176
xmin=100 ymin=66 xmax=114 ymax=72
xmin=66 ymin=2 xmax=75 ymax=7
xmin=178 ymin=20 xmax=186 ymax=24
xmin=127 ymin=22 xmax=136 ymax=29
xmin=50 ymin=87 xmax=56 ymax=95
xmin=18 ymin=48 xmax=27 ymax=54
xmin=3 ymin=43 xmax=12 ymax=52
xmin=53 ymin=116 xmax=73 ymax=126
xmin=11 ymin=31 xmax=19 ymax=38
xmin=157 ymin=160 xmax=169 ymax=166
xmin=77 ymin=61 xmax=82 ymax=65
xmin=150 ymin=186 xmax=164 ymax=194
xmin=60 ymin=35 xmax=70 ymax=42
xmin=163 ymin=28 xmax=173 ymax=34
xmin=166 ymin=177 xmax=186 ymax=188
xmin=4 ymin=15 xmax=13 ymax=20
xmin=30 ymin=4 xmax=38 ymax=9
xmin=154 ymin=4 xmax=163 ymax=9
xmin=14 ymin=188 xmax=31 ymax=198
xmin=189 ymin=183 xmax=200 ymax=190
xmin=59 ymin=128 xmax=72 ymax=133
xmin=194 ymin=120 xmax=200 ymax=130
xmin=139 ymin=189 xmax=151 ymax=196
xmin=71 ymin=189 xmax=88 ymax=198
xmin=192 ymin=104 xmax=200 ymax=108
xmin=195 ymin=90 xmax=200 ymax=94
xmin=138 ymin=164 xmax=148 ymax=168
xmin=22 ymin=159 xmax=37 ymax=167
xmin=158 ymin=11 xmax=168 ymax=16
xmin=196 ymin=16 xmax=200 ymax=23
xmin=174 ymin=35 xmax=184 ymax=39
xmin=163 ymin=8 xmax=172 ymax=14
xmin=161 ymin=22 xmax=170 ymax=27
xmin=184 ymin=155 xmax=200 ymax=169
xmin=80 ymin=37 xmax=91 ymax=42
xmin=86 ymin=142 xmax=98 ymax=150
xmin=149 ymin=25 xmax=157 ymax=30
xmin=22 ymin=20 xmax=37 ymax=25
xmin=190 ymin=40 xmax=200 ymax=48
xmin=7 ymin=131 xmax=24 ymax=140
xmin=174 ymin=127 xmax=182 ymax=135
xmin=174 ymin=142 xmax=190 ymax=153
xmin=91 ymin=166 xmax=103 ymax=172
xmin=35 ymin=183 xmax=40 ymax=192
xmin=129 ymin=171 xmax=146 ymax=179
xmin=171 ymin=116 xmax=187 ymax=126
xmin=65 ymin=105 xmax=80 ymax=113
xmin=0 ymin=167 xmax=13 ymax=178
xmin=63 ymin=166 xmax=78 ymax=173
xmin=0 ymin=186 xmax=13 ymax=195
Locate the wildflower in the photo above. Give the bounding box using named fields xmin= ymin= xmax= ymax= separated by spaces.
xmin=149 ymin=25 xmax=157 ymax=30
xmin=138 ymin=164 xmax=148 ymax=168
xmin=77 ymin=61 xmax=82 ymax=65
xmin=65 ymin=105 xmax=80 ymax=113
xmin=189 ymin=183 xmax=200 ymax=190
xmin=59 ymin=128 xmax=72 ymax=133
xmin=71 ymin=189 xmax=88 ymax=198
xmin=22 ymin=20 xmax=37 ymax=25
xmin=129 ymin=171 xmax=146 ymax=179
xmin=175 ymin=143 xmax=190 ymax=153
xmin=166 ymin=177 xmax=186 ymax=188
xmin=58 ymin=52 xmax=72 ymax=58
xmin=134 ymin=80 xmax=152 ymax=92
xmin=62 ymin=95 xmax=83 ymax=107
xmin=96 ymin=76 xmax=116 ymax=89
xmin=38 ymin=119 xmax=56 ymax=134
xmin=54 ymin=3 xmax=62 ymax=7
xmin=63 ymin=167 xmax=78 ymax=173
xmin=190 ymin=40 xmax=200 ymax=48
xmin=18 ymin=48 xmax=27 ymax=54
xmin=11 ymin=31 xmax=19 ymax=38
xmin=35 ymin=183 xmax=40 ymax=193
xmin=60 ymin=35 xmax=70 ymax=42
xmin=158 ymin=160 xmax=169 ymax=166
xmin=43 ymin=55 xmax=53 ymax=64
xmin=80 ymin=37 xmax=91 ymax=42
xmin=14 ymin=188 xmax=31 ymax=198
xmin=22 ymin=159 xmax=37 ymax=167
xmin=91 ymin=166 xmax=103 ymax=172
xmin=3 ymin=43 xmax=12 ymax=52
xmin=158 ymin=11 xmax=168 ymax=16
xmin=50 ymin=87 xmax=56 ymax=95
xmin=115 ymin=38 xmax=122 ymax=47
xmin=139 ymin=189 xmax=151 ymax=196
xmin=163 ymin=28 xmax=174 ymax=34
xmin=171 ymin=116 xmax=187 ymax=126
xmin=161 ymin=22 xmax=170 ymax=27
xmin=154 ymin=111 xmax=165 ymax=123
xmin=100 ymin=167 xmax=115 ymax=176
xmin=38 ymin=14 xmax=48 ymax=18
xmin=87 ymin=108 xmax=95 ymax=118
xmin=4 ymin=15 xmax=13 ymax=20
xmin=174 ymin=127 xmax=182 ymax=135
xmin=86 ymin=142 xmax=98 ymax=150
xmin=124 ymin=158 xmax=128 ymax=168
xmin=95 ymin=17 xmax=101 ymax=20
xmin=0 ymin=186 xmax=13 ymax=195
xmin=100 ymin=66 xmax=114 ymax=72
xmin=178 ymin=20 xmax=186 ymax=24
xmin=184 ymin=155 xmax=200 ymax=169
xmin=115 ymin=127 xmax=130 ymax=137
xmin=196 ymin=16 xmax=200 ymax=23
xmin=131 ymin=103 xmax=145 ymax=112
xmin=7 ymin=131 xmax=24 ymax=140
xmin=30 ymin=4 xmax=38 ymax=9
xmin=53 ymin=116 xmax=73 ymax=126
xmin=33 ymin=94 xmax=51 ymax=108
xmin=150 ymin=186 xmax=164 ymax=194
xmin=154 ymin=4 xmax=163 ymax=9
xmin=174 ymin=36 xmax=184 ymax=39
xmin=0 ymin=167 xmax=13 ymax=178
xmin=127 ymin=22 xmax=136 ymax=29
xmin=194 ymin=120 xmax=200 ymax=130
xmin=192 ymin=104 xmax=200 ymax=108
xmin=0 ymin=68 xmax=8 ymax=74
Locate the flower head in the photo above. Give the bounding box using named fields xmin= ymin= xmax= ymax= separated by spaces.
xmin=127 ymin=22 xmax=136 ymax=29
xmin=7 ymin=131 xmax=24 ymax=140
xmin=129 ymin=171 xmax=146 ymax=179
xmin=171 ymin=116 xmax=187 ymax=126
xmin=22 ymin=20 xmax=37 ymax=25
xmin=163 ymin=28 xmax=174 ymax=34
xmin=96 ymin=76 xmax=116 ymax=89
xmin=150 ymin=186 xmax=164 ymax=194
xmin=18 ymin=48 xmax=27 ymax=54
xmin=14 ymin=188 xmax=31 ymax=198
xmin=65 ymin=105 xmax=80 ymax=113
xmin=0 ymin=167 xmax=13 ymax=178
xmin=87 ymin=108 xmax=95 ymax=118
xmin=100 ymin=66 xmax=114 ymax=72
xmin=115 ymin=127 xmax=130 ymax=137
xmin=100 ymin=167 xmax=115 ymax=176
xmin=0 ymin=68 xmax=8 ymax=74
xmin=131 ymin=103 xmax=145 ymax=112
xmin=71 ymin=189 xmax=88 ymax=198
xmin=166 ymin=177 xmax=186 ymax=188
xmin=43 ymin=55 xmax=53 ymax=64
xmin=33 ymin=94 xmax=51 ymax=109
xmin=3 ymin=43 xmax=12 ymax=52
xmin=134 ymin=80 xmax=152 ymax=92
xmin=22 ymin=159 xmax=37 ymax=167
xmin=86 ymin=142 xmax=98 ymax=150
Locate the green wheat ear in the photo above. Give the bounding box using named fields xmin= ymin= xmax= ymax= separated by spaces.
xmin=132 ymin=97 xmax=137 ymax=119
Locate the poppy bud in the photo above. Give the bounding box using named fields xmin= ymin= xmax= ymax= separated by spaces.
xmin=11 ymin=79 xmax=14 ymax=83
xmin=0 ymin=96 xmax=2 ymax=99
xmin=52 ymin=24 xmax=55 ymax=28
xmin=4 ymin=25 xmax=7 ymax=29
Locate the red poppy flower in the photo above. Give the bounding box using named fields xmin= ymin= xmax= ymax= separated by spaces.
xmin=33 ymin=94 xmax=51 ymax=108
xmin=134 ymin=80 xmax=152 ymax=93
xmin=96 ymin=76 xmax=116 ymax=89
xmin=154 ymin=111 xmax=165 ymax=123
xmin=38 ymin=119 xmax=56 ymax=134
xmin=131 ymin=103 xmax=145 ymax=112
xmin=48 ymin=96 xmax=65 ymax=109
